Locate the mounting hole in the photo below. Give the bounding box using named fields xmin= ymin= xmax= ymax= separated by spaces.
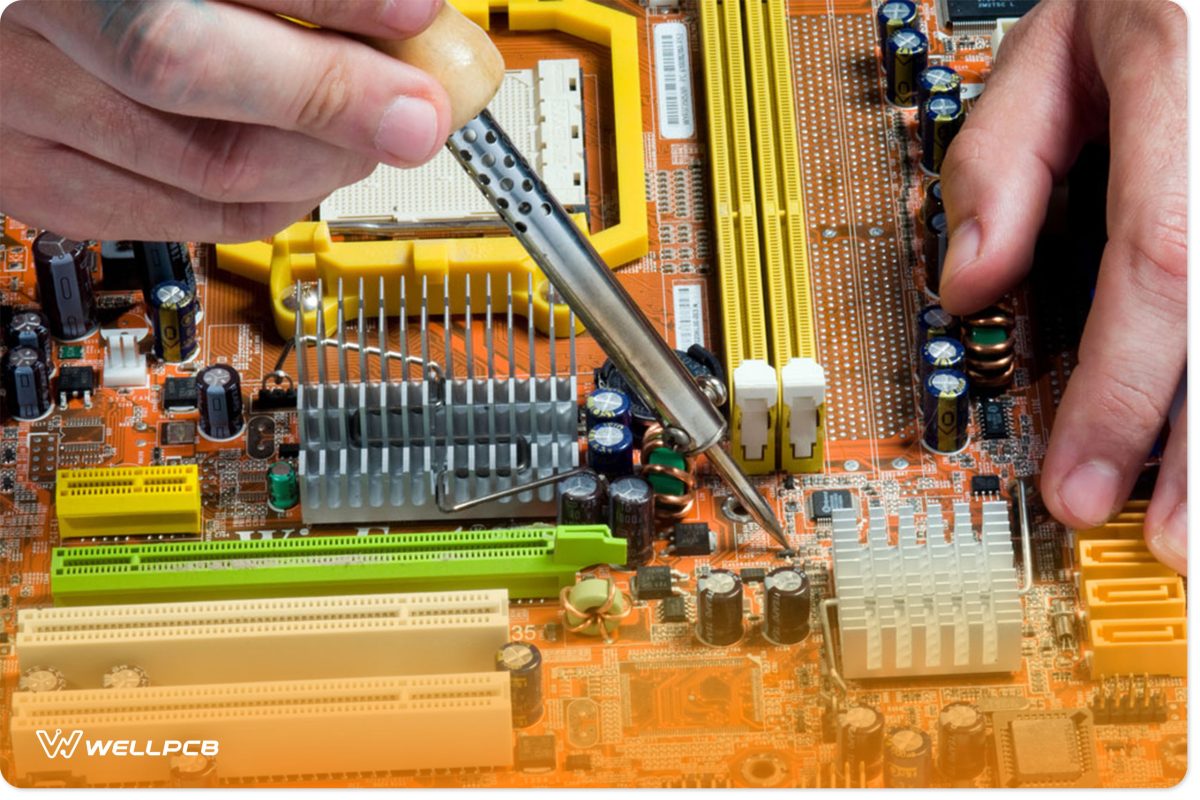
xmin=458 ymin=150 xmax=472 ymax=162
xmin=500 ymin=177 xmax=514 ymax=191
xmin=462 ymin=129 xmax=477 ymax=143
xmin=522 ymin=178 xmax=534 ymax=192
xmin=541 ymin=203 xmax=552 ymax=215
xmin=485 ymin=130 xmax=497 ymax=144
xmin=721 ymin=496 xmax=753 ymax=523
xmin=497 ymin=197 xmax=509 ymax=210
xmin=515 ymin=221 xmax=528 ymax=233
xmin=482 ymin=153 xmax=496 ymax=168
xmin=517 ymin=201 xmax=532 ymax=215
xmin=478 ymin=174 xmax=491 ymax=186
xmin=503 ymin=154 xmax=515 ymax=168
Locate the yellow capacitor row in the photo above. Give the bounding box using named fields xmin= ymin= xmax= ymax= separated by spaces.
xmin=699 ymin=0 xmax=825 ymax=475
xmin=216 ymin=0 xmax=647 ymax=340
xmin=1075 ymin=503 xmax=1186 ymax=678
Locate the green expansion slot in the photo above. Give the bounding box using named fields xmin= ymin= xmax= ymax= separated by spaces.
xmin=50 ymin=525 xmax=625 ymax=605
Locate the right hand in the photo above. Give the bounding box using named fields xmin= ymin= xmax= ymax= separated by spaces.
xmin=0 ymin=0 xmax=452 ymax=242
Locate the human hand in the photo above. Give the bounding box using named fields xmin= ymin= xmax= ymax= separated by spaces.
xmin=0 ymin=0 xmax=452 ymax=242
xmin=937 ymin=0 xmax=1187 ymax=573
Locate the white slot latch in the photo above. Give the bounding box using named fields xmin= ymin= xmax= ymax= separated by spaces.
xmin=101 ymin=329 xmax=149 ymax=388
xmin=781 ymin=358 xmax=826 ymax=460
xmin=732 ymin=360 xmax=777 ymax=462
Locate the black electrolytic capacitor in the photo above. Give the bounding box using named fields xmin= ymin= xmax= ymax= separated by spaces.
xmin=884 ymin=726 xmax=933 ymax=788
xmin=557 ymin=469 xmax=607 ymax=525
xmin=32 ymin=232 xmax=98 ymax=340
xmin=148 ymin=281 xmax=200 ymax=363
xmin=917 ymin=304 xmax=958 ymax=343
xmin=885 ymin=27 xmax=928 ymax=107
xmin=495 ymin=641 xmax=544 ymax=728
xmin=5 ymin=310 xmax=54 ymax=369
xmin=924 ymin=211 xmax=949 ymax=294
xmin=196 ymin=363 xmax=244 ymax=439
xmin=134 ymin=241 xmax=197 ymax=300
xmin=937 ymin=702 xmax=988 ymax=781
xmin=763 ymin=567 xmax=811 ymax=645
xmin=922 ymin=180 xmax=944 ymax=229
xmin=921 ymin=94 xmax=965 ymax=175
xmin=838 ymin=705 xmax=886 ymax=780
xmin=2 ymin=347 xmax=52 ymax=420
xmin=608 ymin=475 xmax=655 ymax=568
xmin=876 ymin=0 xmax=918 ymax=51
xmin=697 ymin=569 xmax=744 ymax=646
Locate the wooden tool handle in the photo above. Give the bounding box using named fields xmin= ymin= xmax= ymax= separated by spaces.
xmin=365 ymin=4 xmax=505 ymax=132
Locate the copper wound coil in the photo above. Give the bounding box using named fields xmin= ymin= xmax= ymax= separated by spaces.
xmin=640 ymin=422 xmax=697 ymax=522
xmin=962 ymin=305 xmax=1015 ymax=392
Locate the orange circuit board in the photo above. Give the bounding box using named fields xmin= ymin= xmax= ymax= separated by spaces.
xmin=0 ymin=0 xmax=1186 ymax=789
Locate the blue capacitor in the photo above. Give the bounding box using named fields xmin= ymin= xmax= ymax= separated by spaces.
xmin=917 ymin=305 xmax=958 ymax=343
xmin=922 ymin=369 xmax=970 ymax=454
xmin=919 ymin=337 xmax=966 ymax=386
xmin=585 ymin=387 xmax=632 ymax=430
xmin=876 ymin=0 xmax=918 ymax=50
xmin=587 ymin=422 xmax=635 ymax=477
xmin=885 ymin=28 xmax=928 ymax=107
xmin=916 ymin=66 xmax=962 ymax=138
xmin=924 ymin=211 xmax=949 ymax=294
xmin=921 ymin=94 xmax=965 ymax=175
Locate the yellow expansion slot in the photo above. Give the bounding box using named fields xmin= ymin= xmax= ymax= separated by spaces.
xmin=766 ymin=0 xmax=824 ymax=473
xmin=56 ymin=465 xmax=202 ymax=539
xmin=699 ymin=0 xmax=775 ymax=474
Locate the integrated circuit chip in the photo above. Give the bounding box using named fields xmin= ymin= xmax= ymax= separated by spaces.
xmin=809 ymin=489 xmax=853 ymax=520
xmin=981 ymin=399 xmax=1010 ymax=439
xmin=660 ymin=595 xmax=689 ymax=623
xmin=672 ymin=522 xmax=714 ymax=556
xmin=515 ymin=734 xmax=557 ymax=771
xmin=634 ymin=565 xmax=673 ymax=600
xmin=971 ymin=475 xmax=1002 ymax=495
xmin=941 ymin=0 xmax=1039 ymax=24
xmin=993 ymin=709 xmax=1099 ymax=787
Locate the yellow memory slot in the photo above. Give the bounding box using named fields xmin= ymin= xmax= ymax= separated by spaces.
xmin=767 ymin=0 xmax=825 ymax=472
xmin=699 ymin=0 xmax=775 ymax=474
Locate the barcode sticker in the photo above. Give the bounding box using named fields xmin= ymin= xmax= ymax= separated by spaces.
xmin=672 ymin=283 xmax=705 ymax=350
xmin=654 ymin=23 xmax=695 ymax=140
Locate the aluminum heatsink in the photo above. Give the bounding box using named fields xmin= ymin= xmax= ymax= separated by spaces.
xmin=295 ymin=274 xmax=578 ymax=523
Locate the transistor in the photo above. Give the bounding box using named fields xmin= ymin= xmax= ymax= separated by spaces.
xmin=57 ymin=366 xmax=95 ymax=407
xmin=515 ymin=734 xmax=557 ymax=771
xmin=162 ymin=376 xmax=196 ymax=411
xmin=634 ymin=566 xmax=674 ymax=600
xmin=671 ymin=522 xmax=714 ymax=555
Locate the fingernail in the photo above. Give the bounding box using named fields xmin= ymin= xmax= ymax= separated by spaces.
xmin=941 ymin=217 xmax=982 ymax=289
xmin=382 ymin=0 xmax=441 ymax=33
xmin=1058 ymin=460 xmax=1120 ymax=527
xmin=375 ymin=96 xmax=440 ymax=165
xmin=1148 ymin=501 xmax=1187 ymax=574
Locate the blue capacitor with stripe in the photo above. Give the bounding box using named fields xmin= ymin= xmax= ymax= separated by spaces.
xmin=917 ymin=304 xmax=958 ymax=343
xmin=921 ymin=94 xmax=965 ymax=175
xmin=919 ymin=337 xmax=966 ymax=386
xmin=916 ymin=66 xmax=962 ymax=138
xmin=876 ymin=0 xmax=918 ymax=51
xmin=585 ymin=387 xmax=632 ymax=430
xmin=922 ymin=369 xmax=970 ymax=454
xmin=885 ymin=27 xmax=928 ymax=107
xmin=587 ymin=422 xmax=635 ymax=478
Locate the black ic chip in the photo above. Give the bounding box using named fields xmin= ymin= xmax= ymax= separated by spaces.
xmin=163 ymin=376 xmax=196 ymax=410
xmin=660 ymin=595 xmax=689 ymax=623
xmin=635 ymin=566 xmax=673 ymax=600
xmin=809 ymin=489 xmax=853 ymax=520
xmin=58 ymin=366 xmax=95 ymax=396
xmin=944 ymin=0 xmax=1038 ymax=23
xmin=515 ymin=734 xmax=557 ymax=771
xmin=671 ymin=523 xmax=713 ymax=556
xmin=278 ymin=442 xmax=300 ymax=459
xmin=981 ymin=399 xmax=1010 ymax=439
xmin=565 ymin=753 xmax=592 ymax=771
xmin=740 ymin=568 xmax=767 ymax=583
xmin=971 ymin=475 xmax=1002 ymax=495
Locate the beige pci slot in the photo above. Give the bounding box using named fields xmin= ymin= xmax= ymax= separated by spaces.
xmin=17 ymin=590 xmax=508 ymax=689
xmin=699 ymin=0 xmax=775 ymax=474
xmin=11 ymin=673 xmax=513 ymax=783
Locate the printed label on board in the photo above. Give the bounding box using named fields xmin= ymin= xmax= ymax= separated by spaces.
xmin=654 ymin=23 xmax=696 ymax=140
xmin=672 ymin=283 xmax=705 ymax=350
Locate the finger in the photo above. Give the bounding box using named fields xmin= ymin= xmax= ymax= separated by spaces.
xmin=6 ymin=0 xmax=452 ymax=167
xmin=239 ymin=0 xmax=442 ymax=38
xmin=936 ymin=0 xmax=1106 ymax=314
xmin=1039 ymin=3 xmax=1187 ymax=531
xmin=1145 ymin=399 xmax=1186 ymax=575
xmin=0 ymin=130 xmax=318 ymax=242
xmin=0 ymin=23 xmax=377 ymax=202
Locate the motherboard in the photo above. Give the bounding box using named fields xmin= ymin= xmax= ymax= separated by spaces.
xmin=0 ymin=0 xmax=1187 ymax=789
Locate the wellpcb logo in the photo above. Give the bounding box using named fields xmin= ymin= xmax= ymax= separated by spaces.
xmin=35 ymin=729 xmax=218 ymax=760
xmin=36 ymin=729 xmax=83 ymax=759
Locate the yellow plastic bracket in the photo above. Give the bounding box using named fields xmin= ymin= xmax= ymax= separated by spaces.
xmin=215 ymin=0 xmax=647 ymax=339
